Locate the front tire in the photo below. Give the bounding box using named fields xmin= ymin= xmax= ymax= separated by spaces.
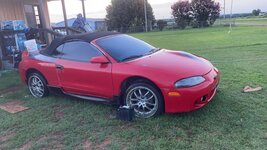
xmin=27 ymin=73 xmax=49 ymax=98
xmin=124 ymin=82 xmax=164 ymax=118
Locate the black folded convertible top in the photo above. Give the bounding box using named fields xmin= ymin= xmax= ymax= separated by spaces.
xmin=41 ymin=31 xmax=120 ymax=56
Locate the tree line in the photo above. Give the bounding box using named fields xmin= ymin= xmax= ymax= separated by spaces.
xmin=106 ymin=0 xmax=220 ymax=32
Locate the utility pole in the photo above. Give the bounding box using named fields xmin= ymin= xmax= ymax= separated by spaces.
xmin=224 ymin=0 xmax=226 ymax=19
xmin=229 ymin=0 xmax=233 ymax=33
xmin=144 ymin=0 xmax=148 ymax=32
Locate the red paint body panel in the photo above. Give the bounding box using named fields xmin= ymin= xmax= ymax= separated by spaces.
xmin=160 ymin=69 xmax=220 ymax=113
xmin=19 ymin=54 xmax=59 ymax=86
xmin=19 ymin=35 xmax=220 ymax=113
xmin=55 ymin=59 xmax=113 ymax=99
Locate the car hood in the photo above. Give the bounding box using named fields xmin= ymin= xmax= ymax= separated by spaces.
xmin=125 ymin=49 xmax=213 ymax=78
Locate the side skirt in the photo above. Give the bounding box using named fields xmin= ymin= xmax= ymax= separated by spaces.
xmin=48 ymin=86 xmax=120 ymax=106
xmin=65 ymin=92 xmax=108 ymax=102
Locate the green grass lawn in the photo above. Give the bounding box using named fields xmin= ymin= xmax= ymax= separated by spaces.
xmin=0 ymin=26 xmax=267 ymax=149
xmin=0 ymin=71 xmax=21 ymax=90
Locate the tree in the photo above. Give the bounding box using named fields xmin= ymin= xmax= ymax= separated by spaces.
xmin=252 ymin=9 xmax=261 ymax=16
xmin=191 ymin=0 xmax=220 ymax=27
xmin=106 ymin=0 xmax=155 ymax=32
xmin=171 ymin=0 xmax=220 ymax=29
xmin=171 ymin=1 xmax=192 ymax=29
xmin=157 ymin=20 xmax=167 ymax=31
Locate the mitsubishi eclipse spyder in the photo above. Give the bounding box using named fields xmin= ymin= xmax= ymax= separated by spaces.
xmin=19 ymin=32 xmax=220 ymax=118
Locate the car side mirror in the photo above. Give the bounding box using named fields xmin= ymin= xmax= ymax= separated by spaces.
xmin=90 ymin=56 xmax=110 ymax=64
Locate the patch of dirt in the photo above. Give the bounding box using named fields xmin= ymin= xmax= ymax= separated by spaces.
xmin=0 ymin=100 xmax=30 ymax=114
xmin=0 ymin=85 xmax=23 ymax=96
xmin=0 ymin=130 xmax=14 ymax=142
xmin=0 ymin=129 xmax=15 ymax=149
xmin=52 ymin=105 xmax=65 ymax=121
xmin=18 ymin=132 xmax=64 ymax=150
xmin=96 ymin=137 xmax=112 ymax=150
xmin=76 ymin=137 xmax=112 ymax=150
xmin=0 ymin=133 xmax=14 ymax=143
xmin=18 ymin=141 xmax=33 ymax=150
xmin=82 ymin=140 xmax=92 ymax=150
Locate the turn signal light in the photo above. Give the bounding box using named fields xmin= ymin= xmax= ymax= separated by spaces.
xmin=168 ymin=92 xmax=181 ymax=97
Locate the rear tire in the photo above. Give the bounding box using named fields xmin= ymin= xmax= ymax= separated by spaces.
xmin=27 ymin=73 xmax=49 ymax=98
xmin=124 ymin=82 xmax=164 ymax=118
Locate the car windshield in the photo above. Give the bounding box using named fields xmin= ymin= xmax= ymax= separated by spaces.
xmin=96 ymin=34 xmax=157 ymax=62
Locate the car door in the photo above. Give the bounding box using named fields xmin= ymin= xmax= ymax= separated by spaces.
xmin=55 ymin=41 xmax=113 ymax=99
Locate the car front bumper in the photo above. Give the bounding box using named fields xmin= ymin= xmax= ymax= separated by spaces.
xmin=162 ymin=69 xmax=220 ymax=113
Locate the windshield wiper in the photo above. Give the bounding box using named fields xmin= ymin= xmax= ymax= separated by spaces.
xmin=120 ymin=48 xmax=161 ymax=62
xmin=121 ymin=55 xmax=144 ymax=62
xmin=146 ymin=48 xmax=161 ymax=55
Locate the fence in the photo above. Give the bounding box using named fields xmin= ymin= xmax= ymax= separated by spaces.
xmin=214 ymin=18 xmax=267 ymax=27
xmin=214 ymin=18 xmax=236 ymax=26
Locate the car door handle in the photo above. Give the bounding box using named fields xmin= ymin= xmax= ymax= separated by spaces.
xmin=56 ymin=64 xmax=64 ymax=70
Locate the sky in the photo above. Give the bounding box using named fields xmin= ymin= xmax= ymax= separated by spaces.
xmin=48 ymin=0 xmax=267 ymax=23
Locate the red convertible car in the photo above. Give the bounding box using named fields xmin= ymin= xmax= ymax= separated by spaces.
xmin=19 ymin=32 xmax=220 ymax=118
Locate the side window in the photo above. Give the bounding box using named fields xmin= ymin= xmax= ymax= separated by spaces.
xmin=51 ymin=44 xmax=64 ymax=58
xmin=61 ymin=41 xmax=102 ymax=62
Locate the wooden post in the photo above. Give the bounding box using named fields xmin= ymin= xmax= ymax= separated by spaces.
xmin=38 ymin=0 xmax=52 ymax=43
xmin=81 ymin=0 xmax=86 ymax=19
xmin=0 ymin=33 xmax=3 ymax=70
xmin=61 ymin=0 xmax=69 ymax=35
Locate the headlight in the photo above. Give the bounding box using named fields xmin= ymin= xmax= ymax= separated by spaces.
xmin=174 ymin=76 xmax=205 ymax=88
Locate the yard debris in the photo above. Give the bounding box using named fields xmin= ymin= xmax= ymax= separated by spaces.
xmin=0 ymin=100 xmax=30 ymax=114
xmin=243 ymin=86 xmax=263 ymax=93
xmin=116 ymin=106 xmax=135 ymax=121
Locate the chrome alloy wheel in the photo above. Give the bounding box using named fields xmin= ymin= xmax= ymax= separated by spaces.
xmin=126 ymin=86 xmax=159 ymax=118
xmin=28 ymin=75 xmax=45 ymax=98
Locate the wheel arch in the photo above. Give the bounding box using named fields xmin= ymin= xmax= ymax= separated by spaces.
xmin=25 ymin=68 xmax=48 ymax=85
xmin=119 ymin=76 xmax=164 ymax=109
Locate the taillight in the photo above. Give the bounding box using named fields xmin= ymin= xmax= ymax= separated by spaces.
xmin=21 ymin=51 xmax=29 ymax=59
